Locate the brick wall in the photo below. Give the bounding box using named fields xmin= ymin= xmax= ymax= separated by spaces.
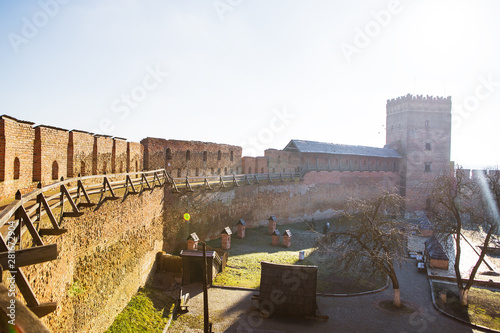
xmin=33 ymin=125 xmax=69 ymax=184
xmin=0 ymin=116 xmax=36 ymax=198
xmin=0 ymin=114 xmax=145 ymax=201
xmin=20 ymin=187 xmax=164 ymax=332
xmin=242 ymin=156 xmax=255 ymax=174
xmin=140 ymin=137 xmax=242 ymax=177
xmin=255 ymin=156 xmax=268 ymax=174
xmin=386 ymin=94 xmax=452 ymax=210
xmin=127 ymin=142 xmax=143 ymax=173
xmin=93 ymin=135 xmax=113 ymax=175
xmin=112 ymin=138 xmax=127 ymax=174
xmin=265 ymin=149 xmax=299 ymax=173
xmin=162 ymin=171 xmax=400 ymax=251
xmin=68 ymin=130 xmax=94 ymax=177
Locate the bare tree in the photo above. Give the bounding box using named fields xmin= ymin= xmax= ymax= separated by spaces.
xmin=319 ymin=191 xmax=407 ymax=307
xmin=428 ymin=167 xmax=499 ymax=306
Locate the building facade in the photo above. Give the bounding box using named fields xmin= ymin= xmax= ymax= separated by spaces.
xmin=386 ymin=94 xmax=452 ymax=210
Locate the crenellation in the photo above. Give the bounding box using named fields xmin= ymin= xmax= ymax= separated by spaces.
xmin=33 ymin=125 xmax=69 ymax=185
xmin=93 ymin=135 xmax=114 ymax=175
xmin=140 ymin=137 xmax=242 ymax=178
xmin=112 ymin=137 xmax=128 ymax=174
xmin=386 ymin=94 xmax=452 ymax=115
xmin=0 ymin=116 xmax=147 ymax=200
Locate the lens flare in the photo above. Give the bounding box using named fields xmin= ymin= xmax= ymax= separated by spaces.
xmin=183 ymin=213 xmax=190 ymax=221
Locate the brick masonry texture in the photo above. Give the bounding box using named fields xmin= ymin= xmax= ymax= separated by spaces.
xmin=112 ymin=138 xmax=128 ymax=174
xmin=68 ymin=130 xmax=94 ymax=177
xmin=141 ymin=137 xmax=242 ymax=177
xmin=386 ymin=94 xmax=452 ymax=210
xmin=162 ymin=171 xmax=399 ymax=252
xmin=34 ymin=125 xmax=69 ymax=185
xmin=93 ymin=135 xmax=114 ymax=175
xmin=0 ymin=115 xmax=144 ymax=201
xmin=21 ymin=188 xmax=164 ymax=332
xmin=0 ymin=116 xmax=36 ymax=199
xmin=0 ymin=94 xmax=455 ymax=331
xmin=127 ymin=142 xmax=143 ymax=173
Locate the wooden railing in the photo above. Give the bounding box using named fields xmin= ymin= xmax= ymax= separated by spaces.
xmin=0 ymin=169 xmax=299 ymax=318
xmin=169 ymin=172 xmax=300 ymax=192
xmin=0 ymin=169 xmax=168 ymax=318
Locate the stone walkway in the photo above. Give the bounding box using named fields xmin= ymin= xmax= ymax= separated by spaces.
xmin=169 ymin=261 xmax=489 ymax=332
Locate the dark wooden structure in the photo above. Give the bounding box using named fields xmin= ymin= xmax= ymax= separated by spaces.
xmin=424 ymin=235 xmax=449 ymax=269
xmin=259 ymin=261 xmax=318 ymax=317
xmin=180 ymin=250 xmax=222 ymax=285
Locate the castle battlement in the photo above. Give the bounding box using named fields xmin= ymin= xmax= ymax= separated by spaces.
xmin=386 ymin=94 xmax=452 ymax=114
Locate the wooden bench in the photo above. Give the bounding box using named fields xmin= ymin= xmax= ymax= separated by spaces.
xmin=179 ymin=292 xmax=190 ymax=312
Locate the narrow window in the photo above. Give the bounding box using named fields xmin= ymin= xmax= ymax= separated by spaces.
xmin=135 ymin=160 xmax=138 ymax=172
xmin=272 ymin=168 xmax=275 ymax=173
xmin=425 ymin=143 xmax=431 ymax=151
xmin=424 ymin=163 xmax=431 ymax=173
xmin=261 ymin=167 xmax=264 ymax=173
xmin=217 ymin=168 xmax=221 ymax=175
xmin=224 ymin=167 xmax=227 ymax=175
xmin=103 ymin=161 xmax=107 ymax=174
xmin=166 ymin=148 xmax=172 ymax=160
xmin=217 ymin=150 xmax=222 ymax=161
xmin=13 ymin=157 xmax=20 ymax=180
xmin=248 ymin=167 xmax=252 ymax=174
xmin=195 ymin=168 xmax=199 ymax=176
xmin=52 ymin=161 xmax=59 ymax=180
xmin=203 ymin=151 xmax=207 ymax=162
xmin=186 ymin=150 xmax=191 ymax=161
xmin=230 ymin=151 xmax=234 ymax=162
xmin=211 ymin=167 xmax=214 ymax=175
xmin=81 ymin=161 xmax=86 ymax=176
xmin=278 ymin=156 xmax=281 ymax=164
xmin=177 ymin=168 xmax=182 ymax=177
xmin=425 ymin=120 xmax=429 ymax=128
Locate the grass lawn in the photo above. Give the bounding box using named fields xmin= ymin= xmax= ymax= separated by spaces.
xmin=432 ymin=282 xmax=500 ymax=330
xmin=105 ymin=287 xmax=175 ymax=333
xmin=209 ymin=220 xmax=386 ymax=294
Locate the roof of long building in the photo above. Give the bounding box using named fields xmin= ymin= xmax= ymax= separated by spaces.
xmin=283 ymin=140 xmax=401 ymax=158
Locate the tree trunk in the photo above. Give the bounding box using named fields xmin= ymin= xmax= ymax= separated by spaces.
xmin=389 ymin=268 xmax=402 ymax=308
xmin=393 ymin=288 xmax=401 ymax=307
xmin=460 ymin=289 xmax=469 ymax=307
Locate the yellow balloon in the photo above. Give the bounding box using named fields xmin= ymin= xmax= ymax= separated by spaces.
xmin=183 ymin=213 xmax=190 ymax=221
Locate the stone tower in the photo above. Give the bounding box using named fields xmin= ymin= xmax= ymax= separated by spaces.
xmin=386 ymin=94 xmax=452 ymax=211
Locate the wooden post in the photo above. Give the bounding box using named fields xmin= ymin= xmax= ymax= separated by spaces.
xmin=201 ymin=242 xmax=211 ymax=332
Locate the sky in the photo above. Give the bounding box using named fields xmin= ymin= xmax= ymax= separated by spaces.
xmin=0 ymin=0 xmax=499 ymax=168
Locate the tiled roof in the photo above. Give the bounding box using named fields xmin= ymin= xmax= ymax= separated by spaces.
xmin=425 ymin=236 xmax=449 ymax=261
xmin=418 ymin=214 xmax=432 ymax=231
xmin=284 ymin=140 xmax=401 ymax=158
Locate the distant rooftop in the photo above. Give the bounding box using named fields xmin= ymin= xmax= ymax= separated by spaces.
xmin=284 ymin=140 xmax=401 ymax=159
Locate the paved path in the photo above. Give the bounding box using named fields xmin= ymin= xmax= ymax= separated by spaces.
xmin=170 ymin=261 xmax=489 ymax=332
